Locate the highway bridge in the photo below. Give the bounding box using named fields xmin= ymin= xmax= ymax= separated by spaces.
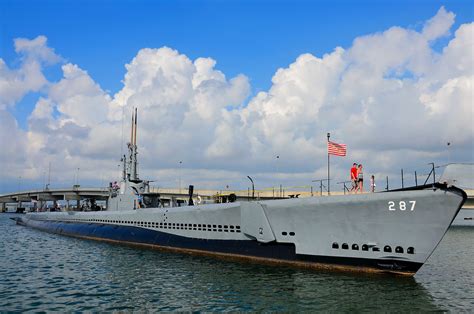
xmin=0 ymin=185 xmax=297 ymax=212
xmin=0 ymin=186 xmax=110 ymax=212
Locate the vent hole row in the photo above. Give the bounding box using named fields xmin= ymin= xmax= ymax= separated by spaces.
xmin=64 ymin=218 xmax=241 ymax=233
xmin=281 ymin=231 xmax=296 ymax=237
xmin=332 ymin=242 xmax=414 ymax=254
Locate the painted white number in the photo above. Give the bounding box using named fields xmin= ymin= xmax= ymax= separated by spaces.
xmin=400 ymin=201 xmax=406 ymax=211
xmin=388 ymin=200 xmax=416 ymax=211
xmin=388 ymin=201 xmax=396 ymax=211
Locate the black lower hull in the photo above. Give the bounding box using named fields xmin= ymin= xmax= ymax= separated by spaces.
xmin=18 ymin=218 xmax=423 ymax=275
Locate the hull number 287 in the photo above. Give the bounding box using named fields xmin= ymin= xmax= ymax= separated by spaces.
xmin=388 ymin=201 xmax=416 ymax=211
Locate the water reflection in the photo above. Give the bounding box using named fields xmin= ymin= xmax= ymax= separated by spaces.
xmin=103 ymin=245 xmax=440 ymax=312
xmin=416 ymin=226 xmax=474 ymax=311
xmin=0 ymin=214 xmax=462 ymax=312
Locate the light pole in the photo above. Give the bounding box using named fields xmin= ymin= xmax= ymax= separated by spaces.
xmin=247 ymin=176 xmax=255 ymax=200
xmin=48 ymin=161 xmax=51 ymax=187
xmin=75 ymin=167 xmax=80 ymax=186
xmin=18 ymin=176 xmax=21 ymax=192
xmin=276 ymin=155 xmax=280 ymax=197
xmin=447 ymin=142 xmax=451 ymax=164
xmin=178 ymin=161 xmax=182 ymax=193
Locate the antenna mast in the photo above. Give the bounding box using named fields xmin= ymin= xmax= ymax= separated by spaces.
xmin=130 ymin=111 xmax=134 ymax=145
xmin=134 ymin=107 xmax=137 ymax=146
xmin=129 ymin=107 xmax=139 ymax=181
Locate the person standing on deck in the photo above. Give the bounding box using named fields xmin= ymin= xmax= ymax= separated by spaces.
xmin=350 ymin=163 xmax=358 ymax=193
xmin=370 ymin=175 xmax=376 ymax=192
xmin=356 ymin=164 xmax=364 ymax=193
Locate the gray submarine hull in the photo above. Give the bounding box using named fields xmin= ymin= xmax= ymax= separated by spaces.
xmin=16 ymin=183 xmax=466 ymax=275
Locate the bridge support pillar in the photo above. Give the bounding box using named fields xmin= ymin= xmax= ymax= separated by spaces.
xmin=0 ymin=203 xmax=5 ymax=213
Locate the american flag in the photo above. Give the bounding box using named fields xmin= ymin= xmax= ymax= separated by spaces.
xmin=327 ymin=141 xmax=347 ymax=156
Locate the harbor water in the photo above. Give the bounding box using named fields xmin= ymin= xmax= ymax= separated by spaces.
xmin=0 ymin=213 xmax=473 ymax=312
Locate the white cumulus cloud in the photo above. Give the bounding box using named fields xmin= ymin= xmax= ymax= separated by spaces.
xmin=0 ymin=36 xmax=61 ymax=108
xmin=0 ymin=7 xmax=472 ymax=192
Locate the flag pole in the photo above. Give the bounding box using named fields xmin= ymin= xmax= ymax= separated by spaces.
xmin=327 ymin=132 xmax=330 ymax=195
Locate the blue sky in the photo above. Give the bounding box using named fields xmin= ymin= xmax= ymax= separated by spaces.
xmin=0 ymin=0 xmax=472 ymax=192
xmin=1 ymin=0 xmax=472 ymax=129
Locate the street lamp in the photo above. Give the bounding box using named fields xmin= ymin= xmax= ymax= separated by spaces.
xmin=178 ymin=161 xmax=182 ymax=193
xmin=276 ymin=155 xmax=281 ymax=197
xmin=247 ymin=176 xmax=255 ymax=200
xmin=447 ymin=142 xmax=451 ymax=164
xmin=275 ymin=155 xmax=280 ymax=177
xmin=43 ymin=171 xmax=46 ymax=190
xmin=75 ymin=167 xmax=80 ymax=186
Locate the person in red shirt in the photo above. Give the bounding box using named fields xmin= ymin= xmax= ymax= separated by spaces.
xmin=350 ymin=163 xmax=358 ymax=193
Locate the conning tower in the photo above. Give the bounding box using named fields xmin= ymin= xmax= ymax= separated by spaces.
xmin=109 ymin=108 xmax=160 ymax=210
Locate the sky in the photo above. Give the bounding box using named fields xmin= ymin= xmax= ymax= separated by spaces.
xmin=0 ymin=0 xmax=473 ymax=193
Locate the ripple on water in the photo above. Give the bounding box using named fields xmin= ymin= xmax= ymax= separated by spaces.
xmin=0 ymin=214 xmax=473 ymax=311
